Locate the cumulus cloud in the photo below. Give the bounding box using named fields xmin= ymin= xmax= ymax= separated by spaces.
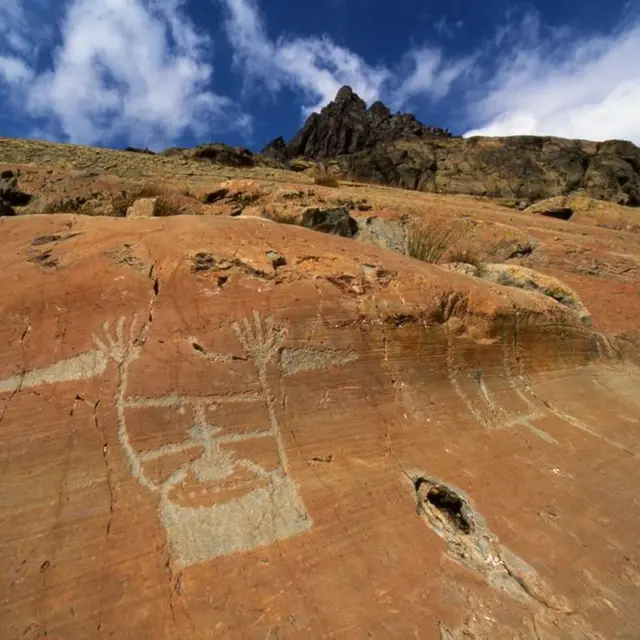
xmin=464 ymin=15 xmax=640 ymax=143
xmin=220 ymin=0 xmax=463 ymax=116
xmin=394 ymin=47 xmax=473 ymax=107
xmin=0 ymin=0 xmax=249 ymax=147
xmin=221 ymin=0 xmax=389 ymax=113
xmin=0 ymin=55 xmax=33 ymax=84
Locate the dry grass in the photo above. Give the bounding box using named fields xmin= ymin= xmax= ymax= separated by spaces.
xmin=42 ymin=196 xmax=87 ymax=214
xmin=407 ymin=218 xmax=463 ymax=264
xmin=152 ymin=197 xmax=185 ymax=217
xmin=313 ymin=167 xmax=340 ymax=188
xmin=264 ymin=209 xmax=300 ymax=225
xmin=448 ymin=248 xmax=483 ymax=269
xmin=110 ymin=184 xmax=184 ymax=217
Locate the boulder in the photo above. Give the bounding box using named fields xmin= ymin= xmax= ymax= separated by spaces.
xmin=126 ymin=197 xmax=157 ymax=218
xmin=201 ymin=188 xmax=230 ymax=204
xmin=123 ymin=147 xmax=155 ymax=155
xmin=301 ymin=207 xmax=358 ymax=237
xmin=188 ymin=144 xmax=255 ymax=167
xmin=261 ymin=136 xmax=288 ymax=163
xmin=444 ymin=262 xmax=591 ymax=325
xmin=355 ymin=216 xmax=407 ymax=253
xmin=0 ymin=169 xmax=32 ymax=206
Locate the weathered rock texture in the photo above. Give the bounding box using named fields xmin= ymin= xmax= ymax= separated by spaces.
xmin=1 ymin=214 xmax=639 ymax=638
xmin=341 ymin=136 xmax=640 ymax=207
xmin=276 ymin=87 xmax=640 ymax=207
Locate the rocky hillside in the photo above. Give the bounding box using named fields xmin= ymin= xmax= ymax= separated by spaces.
xmin=267 ymin=86 xmax=640 ymax=208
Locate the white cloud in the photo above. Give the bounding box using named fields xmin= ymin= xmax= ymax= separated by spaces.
xmin=0 ymin=0 xmax=249 ymax=148
xmin=0 ymin=55 xmax=33 ymax=83
xmin=394 ymin=47 xmax=473 ymax=107
xmin=464 ymin=17 xmax=640 ymax=143
xmin=220 ymin=0 xmax=464 ymax=116
xmin=275 ymin=37 xmax=390 ymax=114
xmin=221 ymin=0 xmax=389 ymax=114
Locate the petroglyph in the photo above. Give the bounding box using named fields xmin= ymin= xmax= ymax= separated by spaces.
xmin=0 ymin=350 xmax=108 ymax=393
xmin=280 ymin=346 xmax=358 ymax=376
xmin=508 ymin=318 xmax=636 ymax=454
xmin=91 ymin=310 xmax=316 ymax=567
xmin=445 ymin=324 xmax=557 ymax=444
xmin=0 ymin=310 xmax=359 ymax=568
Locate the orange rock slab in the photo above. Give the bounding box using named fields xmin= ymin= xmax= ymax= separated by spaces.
xmin=1 ymin=214 xmax=639 ymax=639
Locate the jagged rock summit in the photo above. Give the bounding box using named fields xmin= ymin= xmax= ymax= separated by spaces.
xmin=262 ymin=85 xmax=452 ymax=161
xmin=266 ymin=86 xmax=640 ymax=208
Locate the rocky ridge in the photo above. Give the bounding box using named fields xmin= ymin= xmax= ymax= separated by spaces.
xmin=266 ymin=86 xmax=640 ymax=208
xmin=263 ymin=85 xmax=452 ymax=161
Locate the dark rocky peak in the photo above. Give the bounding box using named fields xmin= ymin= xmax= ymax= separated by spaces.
xmin=369 ymin=101 xmax=391 ymax=120
xmin=261 ymin=136 xmax=288 ymax=163
xmin=334 ymin=85 xmax=366 ymax=109
xmin=285 ymin=85 xmax=452 ymax=160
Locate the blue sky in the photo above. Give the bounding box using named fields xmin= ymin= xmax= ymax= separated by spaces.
xmin=1 ymin=0 xmax=639 ymax=151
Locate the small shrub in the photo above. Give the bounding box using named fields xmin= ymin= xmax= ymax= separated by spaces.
xmin=42 ymin=196 xmax=87 ymax=213
xmin=152 ymin=197 xmax=185 ymax=217
xmin=407 ymin=218 xmax=462 ymax=264
xmin=313 ymin=166 xmax=339 ymax=188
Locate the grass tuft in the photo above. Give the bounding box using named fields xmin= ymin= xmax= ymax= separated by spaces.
xmin=313 ymin=165 xmax=340 ymax=188
xmin=110 ymin=184 xmax=185 ymax=217
xmin=264 ymin=209 xmax=300 ymax=225
xmin=406 ymin=218 xmax=462 ymax=264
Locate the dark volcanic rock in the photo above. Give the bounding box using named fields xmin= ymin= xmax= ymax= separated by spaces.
xmin=261 ymin=136 xmax=288 ymax=163
xmin=0 ymin=170 xmax=32 ymax=208
xmin=340 ymin=135 xmax=640 ymax=207
xmin=123 ymin=147 xmax=155 ymax=155
xmin=286 ymin=85 xmax=451 ymax=160
xmin=0 ymin=200 xmax=16 ymax=216
xmin=301 ymin=207 xmax=358 ymax=237
xmin=276 ymin=86 xmax=640 ymax=207
xmin=190 ymin=144 xmax=255 ymax=167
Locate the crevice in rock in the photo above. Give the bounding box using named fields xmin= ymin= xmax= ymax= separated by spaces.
xmin=415 ymin=479 xmax=473 ymax=535
xmin=93 ymin=398 xmax=114 ymax=538
xmin=539 ymin=208 xmax=573 ymax=221
xmin=411 ymin=472 xmax=566 ymax=609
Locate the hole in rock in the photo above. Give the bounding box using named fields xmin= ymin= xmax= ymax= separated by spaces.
xmin=415 ymin=478 xmax=473 ymax=535
xmin=539 ymin=208 xmax=573 ymax=221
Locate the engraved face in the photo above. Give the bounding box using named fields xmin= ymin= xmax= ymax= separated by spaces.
xmin=0 ymin=311 xmax=358 ymax=568
xmin=90 ymin=311 xmax=361 ymax=566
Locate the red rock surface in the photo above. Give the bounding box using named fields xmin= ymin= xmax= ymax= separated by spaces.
xmin=1 ymin=213 xmax=639 ymax=638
